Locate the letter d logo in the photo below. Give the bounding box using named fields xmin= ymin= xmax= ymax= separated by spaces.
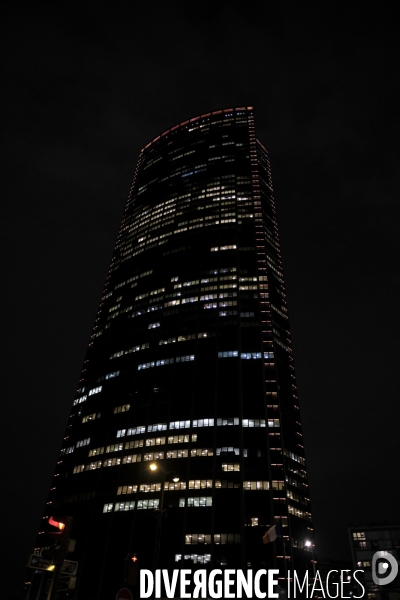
xmin=372 ymin=551 xmax=398 ymax=586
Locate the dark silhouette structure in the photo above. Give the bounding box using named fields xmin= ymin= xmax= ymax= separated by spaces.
xmin=30 ymin=107 xmax=313 ymax=598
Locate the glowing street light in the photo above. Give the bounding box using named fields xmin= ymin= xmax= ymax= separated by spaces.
xmin=305 ymin=540 xmax=316 ymax=581
xmin=149 ymin=463 xmax=180 ymax=569
xmin=149 ymin=462 xmax=179 ymax=481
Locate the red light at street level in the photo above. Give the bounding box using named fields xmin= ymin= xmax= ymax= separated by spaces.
xmin=49 ymin=516 xmax=65 ymax=530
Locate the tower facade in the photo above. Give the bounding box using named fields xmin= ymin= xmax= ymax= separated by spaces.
xmin=36 ymin=107 xmax=312 ymax=598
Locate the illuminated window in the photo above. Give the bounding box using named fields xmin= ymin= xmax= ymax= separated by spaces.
xmin=148 ymin=423 xmax=167 ymax=432
xmin=88 ymin=447 xmax=104 ymax=457
xmin=88 ymin=386 xmax=102 ymax=396
xmin=188 ymin=480 xmax=212 ymax=489
xmin=217 ymin=418 xmax=239 ymax=426
xmin=168 ymin=434 xmax=197 ymax=444
xmin=179 ymin=497 xmax=212 ymax=507
xmin=287 ymin=504 xmax=312 ymax=521
xmin=145 ymin=437 xmax=166 ymax=447
xmin=243 ymin=481 xmax=269 ymax=490
xmin=165 ymin=481 xmax=187 ymax=490
xmin=175 ymin=554 xmax=211 ymax=564
xmin=185 ymin=534 xmax=212 ymax=545
xmin=272 ymin=481 xmax=285 ymax=490
xmin=86 ymin=460 xmax=102 ymax=471
xmin=114 ymin=501 xmax=136 ymax=512
xmin=113 ymin=404 xmax=130 ymax=414
xmin=166 ymin=449 xmax=188 ymax=459
xmin=190 ymin=448 xmax=213 ymax=457
xmin=221 ymin=463 xmax=240 ymax=472
xmin=185 ymin=534 xmax=240 ymax=545
xmin=124 ymin=439 xmax=144 ymax=450
xmin=76 ymin=438 xmax=90 ymax=448
xmin=216 ymin=447 xmax=240 ymax=455
xmin=82 ymin=412 xmax=101 ymax=423
xmin=117 ymin=485 xmax=138 ymax=495
xmin=122 ymin=454 xmax=142 ymax=464
xmin=127 ymin=425 xmax=146 ymax=436
xmin=170 ymin=420 xmax=190 ymax=430
xmin=137 ymin=355 xmax=195 ymax=370
xmin=284 ymin=449 xmax=305 ymax=465
xmin=110 ymin=344 xmax=148 ymax=359
xmin=143 ymin=452 xmax=164 ymax=461
xmin=139 ymin=483 xmax=162 ymax=493
xmin=73 ymin=464 xmax=85 ymax=474
xmin=105 ymin=443 xmax=123 ymax=453
xmin=103 ymin=457 xmax=121 ymax=468
xmin=73 ymin=395 xmax=87 ymax=406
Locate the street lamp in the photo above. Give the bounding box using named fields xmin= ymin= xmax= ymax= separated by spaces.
xmin=305 ymin=540 xmax=316 ymax=582
xmin=149 ymin=463 xmax=179 ymax=570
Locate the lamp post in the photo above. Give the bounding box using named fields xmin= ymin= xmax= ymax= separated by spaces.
xmin=305 ymin=540 xmax=316 ymax=583
xmin=149 ymin=463 xmax=179 ymax=571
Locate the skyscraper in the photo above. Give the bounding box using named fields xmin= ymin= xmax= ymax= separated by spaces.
xmin=33 ymin=107 xmax=313 ymax=598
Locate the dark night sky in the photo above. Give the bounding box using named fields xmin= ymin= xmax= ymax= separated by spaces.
xmin=2 ymin=3 xmax=400 ymax=596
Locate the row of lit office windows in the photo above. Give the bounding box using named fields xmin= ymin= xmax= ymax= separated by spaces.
xmin=185 ymin=534 xmax=241 ymax=545
xmin=128 ymin=204 xmax=253 ymax=239
xmin=137 ymin=354 xmax=195 ymax=370
xmin=109 ymin=343 xmax=149 ymax=359
xmin=123 ymin=234 xmax=256 ymax=262
xmin=121 ymin=212 xmax=247 ymax=260
xmin=72 ymin=446 xmax=266 ymax=471
xmin=288 ymin=505 xmax=312 ymax=521
xmin=117 ymin=480 xmax=273 ymax=494
xmin=82 ymin=412 xmax=101 ymax=424
xmin=109 ymin=332 xmax=212 ymax=360
xmin=104 ymin=497 xmax=213 ymax=514
xmin=103 ymin=499 xmax=158 ymax=512
xmin=131 ymin=342 xmax=274 ymax=371
xmin=283 ymin=449 xmax=306 ymax=466
xmin=109 ymin=267 xmax=258 ymax=307
xmin=116 ymin=417 xmax=278 ymax=438
xmin=73 ymin=448 xmax=218 ymax=472
xmin=89 ymin=434 xmax=198 ymax=457
xmin=175 ymin=555 xmax=210 ymax=564
xmin=287 ymin=489 xmax=310 ymax=506
xmin=78 ymin=411 xmax=272 ymax=432
xmin=114 ymin=269 xmax=153 ymax=291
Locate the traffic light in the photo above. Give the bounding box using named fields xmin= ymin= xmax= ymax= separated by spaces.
xmin=44 ymin=516 xmax=73 ymax=600
xmin=42 ymin=518 xmax=75 ymax=561
xmin=125 ymin=553 xmax=139 ymax=586
xmin=45 ymin=516 xmax=73 ymax=559
xmin=41 ymin=517 xmax=67 ymax=560
xmin=48 ymin=516 xmax=66 ymax=538
xmin=49 ymin=517 xmax=66 ymax=529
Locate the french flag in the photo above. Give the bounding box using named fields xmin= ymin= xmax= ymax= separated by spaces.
xmin=262 ymin=521 xmax=282 ymax=544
